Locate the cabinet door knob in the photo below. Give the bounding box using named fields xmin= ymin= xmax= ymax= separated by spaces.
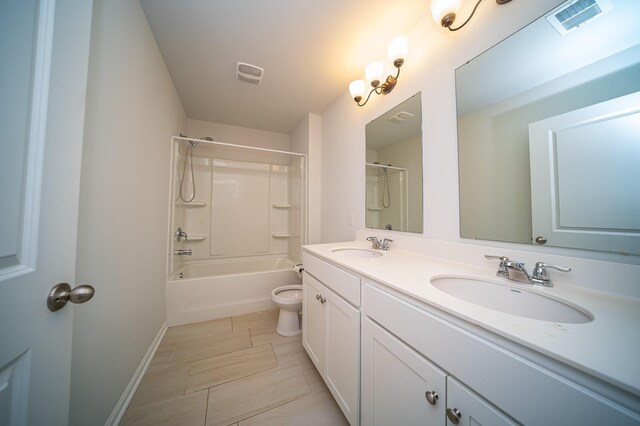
xmin=446 ymin=408 xmax=462 ymax=424
xmin=316 ymin=294 xmax=320 ymax=300
xmin=424 ymin=390 xmax=438 ymax=405
xmin=319 ymin=296 xmax=327 ymax=304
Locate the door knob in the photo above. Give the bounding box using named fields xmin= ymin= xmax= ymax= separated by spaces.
xmin=47 ymin=283 xmax=95 ymax=311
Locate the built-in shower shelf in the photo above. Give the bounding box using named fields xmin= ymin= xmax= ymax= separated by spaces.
xmin=272 ymin=203 xmax=291 ymax=209
xmin=367 ymin=207 xmax=382 ymax=211
xmin=176 ymin=201 xmax=207 ymax=207
xmin=272 ymin=233 xmax=291 ymax=238
xmin=186 ymin=235 xmax=206 ymax=241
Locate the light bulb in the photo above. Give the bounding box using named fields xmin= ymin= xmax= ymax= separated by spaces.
xmin=365 ymin=62 xmax=384 ymax=86
xmin=349 ymin=80 xmax=366 ymax=100
xmin=431 ymin=0 xmax=461 ymax=25
xmin=387 ymin=36 xmax=408 ymax=63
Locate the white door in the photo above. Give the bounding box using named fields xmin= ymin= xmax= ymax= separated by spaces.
xmin=0 ymin=1 xmax=93 ymax=425
xmin=529 ymin=92 xmax=640 ymax=254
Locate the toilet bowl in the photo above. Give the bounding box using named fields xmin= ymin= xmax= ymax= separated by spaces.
xmin=271 ymin=285 xmax=303 ymax=336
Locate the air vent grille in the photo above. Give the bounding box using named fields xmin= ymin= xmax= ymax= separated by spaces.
xmin=236 ymin=62 xmax=264 ymax=85
xmin=388 ymin=111 xmax=414 ymax=123
xmin=546 ymin=0 xmax=612 ymax=35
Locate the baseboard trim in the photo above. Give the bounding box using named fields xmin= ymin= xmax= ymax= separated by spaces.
xmin=105 ymin=321 xmax=168 ymax=426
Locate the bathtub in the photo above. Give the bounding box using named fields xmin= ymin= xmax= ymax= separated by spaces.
xmin=166 ymin=256 xmax=302 ymax=326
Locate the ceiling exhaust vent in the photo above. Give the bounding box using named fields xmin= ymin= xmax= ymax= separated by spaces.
xmin=236 ymin=62 xmax=264 ymax=85
xmin=388 ymin=111 xmax=415 ymax=123
xmin=546 ymin=0 xmax=612 ymax=35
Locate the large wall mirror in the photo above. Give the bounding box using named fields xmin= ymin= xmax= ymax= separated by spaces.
xmin=366 ymin=92 xmax=423 ymax=233
xmin=456 ymin=0 xmax=640 ymax=255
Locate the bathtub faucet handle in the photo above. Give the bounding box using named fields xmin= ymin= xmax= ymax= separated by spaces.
xmin=175 ymin=227 xmax=188 ymax=241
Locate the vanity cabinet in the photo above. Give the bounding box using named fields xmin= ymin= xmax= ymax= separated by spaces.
xmin=362 ymin=282 xmax=640 ymax=426
xmin=362 ymin=317 xmax=515 ymax=426
xmin=302 ymin=252 xmax=360 ymax=426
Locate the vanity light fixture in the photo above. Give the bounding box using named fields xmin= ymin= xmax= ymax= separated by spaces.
xmin=431 ymin=0 xmax=513 ymax=32
xmin=349 ymin=36 xmax=408 ymax=107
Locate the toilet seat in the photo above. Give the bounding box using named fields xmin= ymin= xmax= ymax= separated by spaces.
xmin=271 ymin=285 xmax=303 ymax=305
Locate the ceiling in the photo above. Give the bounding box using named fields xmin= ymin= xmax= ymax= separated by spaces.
xmin=139 ymin=0 xmax=428 ymax=135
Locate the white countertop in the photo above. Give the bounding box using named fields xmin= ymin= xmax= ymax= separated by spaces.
xmin=303 ymin=241 xmax=640 ymax=398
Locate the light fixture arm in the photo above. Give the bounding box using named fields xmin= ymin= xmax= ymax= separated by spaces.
xmin=355 ymin=64 xmax=402 ymax=107
xmin=447 ymin=0 xmax=483 ymax=31
xmin=439 ymin=0 xmax=512 ymax=31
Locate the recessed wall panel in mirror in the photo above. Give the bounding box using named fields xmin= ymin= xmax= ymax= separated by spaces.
xmin=456 ymin=0 xmax=640 ymax=255
xmin=366 ymin=93 xmax=423 ymax=233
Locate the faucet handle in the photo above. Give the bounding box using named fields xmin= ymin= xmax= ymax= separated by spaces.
xmin=381 ymin=238 xmax=393 ymax=250
xmin=531 ymin=262 xmax=571 ymax=287
xmin=485 ymin=255 xmax=510 ymax=278
xmin=484 ymin=255 xmax=508 ymax=261
xmin=367 ymin=236 xmax=381 ymax=249
xmin=536 ymin=262 xmax=571 ymax=273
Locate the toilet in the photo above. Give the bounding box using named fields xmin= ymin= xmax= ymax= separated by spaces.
xmin=271 ymin=285 xmax=303 ymax=336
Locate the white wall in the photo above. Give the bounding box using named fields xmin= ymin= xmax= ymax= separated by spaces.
xmin=291 ymin=113 xmax=322 ymax=244
xmin=70 ymin=0 xmax=187 ymax=423
xmin=320 ymin=1 xmax=640 ymax=266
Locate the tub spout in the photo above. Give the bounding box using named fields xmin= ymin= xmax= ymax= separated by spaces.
xmin=174 ymin=249 xmax=192 ymax=256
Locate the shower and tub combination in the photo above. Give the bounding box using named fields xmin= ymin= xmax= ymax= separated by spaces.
xmin=166 ymin=136 xmax=306 ymax=327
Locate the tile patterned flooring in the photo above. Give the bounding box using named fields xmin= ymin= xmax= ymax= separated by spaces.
xmin=121 ymin=310 xmax=349 ymax=426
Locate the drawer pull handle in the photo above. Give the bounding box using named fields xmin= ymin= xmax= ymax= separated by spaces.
xmin=446 ymin=408 xmax=461 ymax=424
xmin=425 ymin=390 xmax=438 ymax=405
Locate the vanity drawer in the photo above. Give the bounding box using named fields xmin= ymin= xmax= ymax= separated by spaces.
xmin=363 ymin=283 xmax=640 ymax=426
xmin=303 ymin=252 xmax=360 ymax=306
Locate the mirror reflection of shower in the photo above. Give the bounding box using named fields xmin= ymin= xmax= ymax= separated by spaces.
xmin=365 ymin=162 xmax=408 ymax=231
xmin=177 ymin=134 xmax=213 ymax=203
xmin=373 ymin=162 xmax=392 ymax=208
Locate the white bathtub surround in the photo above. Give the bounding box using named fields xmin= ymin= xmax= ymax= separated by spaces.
xmin=169 ymin=151 xmax=305 ymax=262
xmin=166 ymin=256 xmax=301 ymax=326
xmin=303 ymin=239 xmax=640 ymax=407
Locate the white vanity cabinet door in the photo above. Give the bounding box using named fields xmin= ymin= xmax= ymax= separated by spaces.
xmin=362 ymin=317 xmax=447 ymax=426
xmin=324 ymin=284 xmax=360 ymax=426
xmin=302 ymin=271 xmax=360 ymax=426
xmin=302 ymin=272 xmax=324 ymax=372
xmin=446 ymin=377 xmax=518 ymax=426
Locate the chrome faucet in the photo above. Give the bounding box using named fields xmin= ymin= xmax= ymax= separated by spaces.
xmin=503 ymin=259 xmax=532 ymax=284
xmin=175 ymin=227 xmax=188 ymax=241
xmin=174 ymin=249 xmax=192 ymax=256
xmin=367 ymin=236 xmax=393 ymax=251
xmin=485 ymin=255 xmax=571 ymax=287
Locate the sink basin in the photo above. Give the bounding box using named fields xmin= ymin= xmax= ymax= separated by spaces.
xmin=429 ymin=275 xmax=592 ymax=324
xmin=331 ymin=248 xmax=382 ymax=258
